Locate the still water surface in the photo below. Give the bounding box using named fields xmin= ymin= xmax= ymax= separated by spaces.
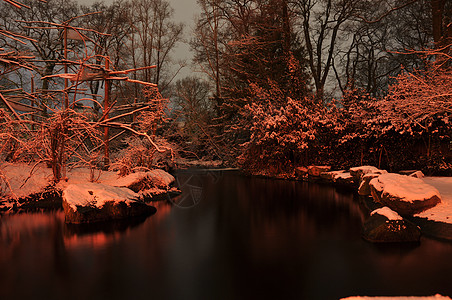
xmin=1 ymin=170 xmax=452 ymax=300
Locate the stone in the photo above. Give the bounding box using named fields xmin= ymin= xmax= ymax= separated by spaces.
xmin=62 ymin=183 xmax=156 ymax=224
xmin=295 ymin=166 xmax=308 ymax=179
xmin=399 ymin=170 xmax=419 ymax=176
xmin=409 ymin=171 xmax=425 ymax=179
xmin=320 ymin=170 xmax=336 ymax=181
xmin=369 ymin=173 xmax=441 ymax=216
xmin=362 ymin=209 xmax=421 ymax=243
xmin=349 ymin=166 xmax=387 ymax=185
xmin=358 ymin=173 xmax=381 ymax=196
xmin=112 ymin=170 xmax=175 ymax=192
xmin=335 ymin=174 xmax=354 ymax=185
xmin=321 ymin=170 xmax=354 ymax=185
xmin=307 ymin=165 xmax=331 ymax=177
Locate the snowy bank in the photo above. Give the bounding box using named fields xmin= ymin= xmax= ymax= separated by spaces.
xmin=62 ymin=183 xmax=155 ymax=224
xmin=415 ymin=177 xmax=452 ymax=224
xmin=0 ymin=162 xmax=176 ymax=213
xmin=0 ymin=162 xmax=53 ymax=199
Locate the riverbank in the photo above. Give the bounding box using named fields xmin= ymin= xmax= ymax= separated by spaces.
xmin=3 ymin=161 xmax=452 ymax=241
xmin=0 ymin=162 xmax=178 ymax=215
xmin=299 ymin=165 xmax=452 ymax=242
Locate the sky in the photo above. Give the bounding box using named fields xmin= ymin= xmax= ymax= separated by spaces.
xmin=75 ymin=0 xmax=200 ymax=78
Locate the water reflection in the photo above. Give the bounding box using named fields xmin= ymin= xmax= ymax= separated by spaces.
xmin=0 ymin=171 xmax=452 ymax=300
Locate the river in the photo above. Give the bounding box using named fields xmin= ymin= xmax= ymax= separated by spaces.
xmin=1 ymin=170 xmax=452 ymax=299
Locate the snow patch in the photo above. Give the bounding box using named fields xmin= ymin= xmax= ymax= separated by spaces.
xmin=107 ymin=172 xmax=148 ymax=188
xmin=415 ymin=177 xmax=452 ymax=223
xmin=0 ymin=162 xmax=53 ymax=198
xmin=371 ymin=207 xmax=403 ymax=220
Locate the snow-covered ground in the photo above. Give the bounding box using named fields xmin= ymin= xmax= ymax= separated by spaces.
xmin=0 ymin=162 xmax=53 ymax=198
xmin=415 ymin=177 xmax=452 ymax=224
xmin=0 ymin=162 xmax=174 ymax=201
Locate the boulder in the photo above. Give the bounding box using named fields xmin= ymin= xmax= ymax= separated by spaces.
xmin=112 ymin=170 xmax=175 ymax=192
xmin=321 ymin=170 xmax=354 ymax=185
xmin=295 ymin=166 xmax=308 ymax=179
xmin=399 ymin=169 xmax=419 ymax=176
xmin=362 ymin=207 xmax=421 ymax=243
xmin=358 ymin=173 xmax=382 ymax=196
xmin=320 ymin=171 xmax=335 ymax=181
xmin=349 ymin=166 xmax=386 ymax=184
xmin=409 ymin=171 xmax=425 ymax=179
xmin=62 ymin=183 xmax=156 ymax=224
xmin=369 ymin=173 xmax=441 ymax=216
xmin=308 ymin=165 xmax=331 ymax=177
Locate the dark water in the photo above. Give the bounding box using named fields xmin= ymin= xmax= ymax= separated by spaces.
xmin=1 ymin=170 xmax=452 ymax=300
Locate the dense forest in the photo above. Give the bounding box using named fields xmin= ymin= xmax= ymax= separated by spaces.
xmin=0 ymin=0 xmax=451 ymax=181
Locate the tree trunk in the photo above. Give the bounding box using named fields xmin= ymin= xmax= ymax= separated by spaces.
xmin=431 ymin=0 xmax=445 ymax=47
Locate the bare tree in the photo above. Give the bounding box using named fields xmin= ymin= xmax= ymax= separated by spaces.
xmin=191 ymin=0 xmax=226 ymax=98
xmin=332 ymin=0 xmax=433 ymax=97
xmin=127 ymin=0 xmax=183 ymax=94
xmin=293 ymin=0 xmax=360 ymax=101
xmin=6 ymin=0 xmax=81 ymax=95
xmin=80 ymin=0 xmax=132 ymax=111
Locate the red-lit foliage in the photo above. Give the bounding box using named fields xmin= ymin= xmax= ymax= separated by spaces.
xmin=334 ymin=61 xmax=452 ymax=173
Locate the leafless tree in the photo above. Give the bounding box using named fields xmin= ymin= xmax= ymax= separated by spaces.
xmin=127 ymin=0 xmax=183 ymax=94
xmin=191 ymin=0 xmax=226 ymax=99
xmin=5 ymin=0 xmax=81 ymax=96
xmin=332 ymin=0 xmax=433 ymax=97
xmin=292 ymin=0 xmax=360 ymax=101
xmin=80 ymin=0 xmax=132 ymax=111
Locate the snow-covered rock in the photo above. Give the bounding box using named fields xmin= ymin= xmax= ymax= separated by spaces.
xmin=295 ymin=166 xmax=308 ymax=178
xmin=147 ymin=169 xmax=175 ymax=187
xmin=320 ymin=170 xmax=354 ymax=185
xmin=362 ymin=206 xmax=421 ymax=243
xmin=350 ymin=165 xmax=387 ymax=184
xmin=307 ymin=165 xmax=331 ymax=177
xmin=358 ymin=171 xmax=386 ymax=196
xmin=108 ymin=170 xmax=175 ymax=192
xmin=409 ymin=171 xmax=425 ymax=179
xmin=62 ymin=183 xmax=155 ymax=224
xmin=369 ymin=173 xmax=441 ymax=216
xmin=350 ymin=165 xmax=380 ymax=179
xmin=371 ymin=207 xmax=403 ymax=220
